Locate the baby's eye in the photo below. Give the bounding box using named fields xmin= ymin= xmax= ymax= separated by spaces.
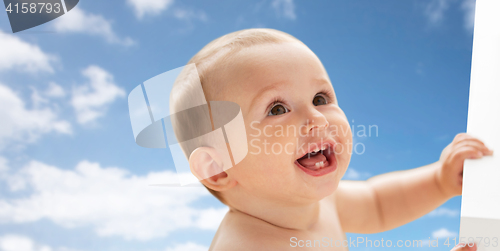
xmin=313 ymin=94 xmax=328 ymax=106
xmin=268 ymin=104 xmax=289 ymax=116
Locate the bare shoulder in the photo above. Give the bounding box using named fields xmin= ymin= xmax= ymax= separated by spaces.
xmin=209 ymin=209 xmax=288 ymax=251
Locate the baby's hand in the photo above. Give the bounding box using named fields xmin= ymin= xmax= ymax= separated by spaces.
xmin=436 ymin=133 xmax=493 ymax=197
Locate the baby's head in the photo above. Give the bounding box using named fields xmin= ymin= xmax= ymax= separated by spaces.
xmin=171 ymin=29 xmax=353 ymax=207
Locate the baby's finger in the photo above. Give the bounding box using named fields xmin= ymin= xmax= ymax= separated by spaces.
xmin=451 ymin=242 xmax=477 ymax=251
xmin=453 ymin=133 xmax=473 ymax=143
xmin=454 ymin=136 xmax=486 ymax=146
xmin=452 ymin=135 xmax=493 ymax=154
xmin=454 ymin=139 xmax=493 ymax=155
xmin=449 ymin=146 xmax=483 ymax=167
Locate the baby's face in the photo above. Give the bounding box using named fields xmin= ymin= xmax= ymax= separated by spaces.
xmin=214 ymin=42 xmax=352 ymax=203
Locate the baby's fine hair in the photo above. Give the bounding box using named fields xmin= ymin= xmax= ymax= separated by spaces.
xmin=170 ymin=28 xmax=302 ymax=204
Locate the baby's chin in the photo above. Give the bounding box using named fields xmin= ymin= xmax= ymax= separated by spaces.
xmin=289 ymin=175 xmax=340 ymax=202
xmin=310 ymin=180 xmax=340 ymax=200
xmin=293 ymin=164 xmax=343 ymax=195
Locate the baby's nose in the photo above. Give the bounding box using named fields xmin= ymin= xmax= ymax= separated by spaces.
xmin=301 ymin=112 xmax=329 ymax=135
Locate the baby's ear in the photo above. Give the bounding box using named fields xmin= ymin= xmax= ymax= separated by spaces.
xmin=189 ymin=147 xmax=237 ymax=191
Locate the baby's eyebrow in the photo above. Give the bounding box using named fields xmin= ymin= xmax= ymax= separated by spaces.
xmin=249 ymin=78 xmax=333 ymax=108
xmin=249 ymin=80 xmax=289 ymax=109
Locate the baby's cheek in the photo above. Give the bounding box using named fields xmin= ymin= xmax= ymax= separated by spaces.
xmin=257 ymin=148 xmax=289 ymax=169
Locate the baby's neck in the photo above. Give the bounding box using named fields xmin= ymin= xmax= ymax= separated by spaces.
xmin=228 ymin=193 xmax=322 ymax=231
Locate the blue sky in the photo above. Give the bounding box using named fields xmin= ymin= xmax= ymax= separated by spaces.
xmin=0 ymin=0 xmax=477 ymax=250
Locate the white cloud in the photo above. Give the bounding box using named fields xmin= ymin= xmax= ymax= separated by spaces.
xmin=0 ymin=159 xmax=227 ymax=241
xmin=70 ymin=65 xmax=125 ymax=124
xmin=0 ymin=30 xmax=56 ymax=73
xmin=0 ymin=234 xmax=80 ymax=251
xmin=424 ymin=0 xmax=452 ymax=25
xmin=195 ymin=207 xmax=227 ymax=230
xmin=165 ymin=242 xmax=208 ymax=251
xmin=44 ymin=82 xmax=65 ymax=98
xmin=126 ymin=0 xmax=207 ymax=25
xmin=0 ymin=84 xmax=71 ymax=150
xmin=461 ymin=0 xmax=476 ymax=32
xmin=0 ymin=157 xmax=8 ymax=173
xmin=424 ymin=0 xmax=476 ymax=32
xmin=127 ymin=0 xmax=174 ymax=19
xmin=172 ymin=8 xmax=208 ymax=22
xmin=343 ymin=168 xmax=371 ymax=180
xmin=432 ymin=228 xmax=457 ymax=239
xmin=30 ymin=83 xmax=65 ymax=108
xmin=428 ymin=207 xmax=460 ymax=217
xmin=0 ymin=234 xmax=51 ymax=251
xmin=51 ymin=7 xmax=134 ymax=46
xmin=272 ymin=0 xmax=296 ymax=20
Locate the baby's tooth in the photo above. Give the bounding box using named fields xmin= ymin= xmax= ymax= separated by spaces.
xmin=315 ymin=161 xmax=324 ymax=168
xmin=321 ymin=145 xmax=327 ymax=151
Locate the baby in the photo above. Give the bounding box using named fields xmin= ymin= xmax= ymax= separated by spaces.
xmin=171 ymin=28 xmax=491 ymax=250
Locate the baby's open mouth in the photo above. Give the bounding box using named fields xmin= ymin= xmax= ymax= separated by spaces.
xmin=294 ymin=142 xmax=337 ymax=177
xmin=296 ymin=145 xmax=331 ymax=170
